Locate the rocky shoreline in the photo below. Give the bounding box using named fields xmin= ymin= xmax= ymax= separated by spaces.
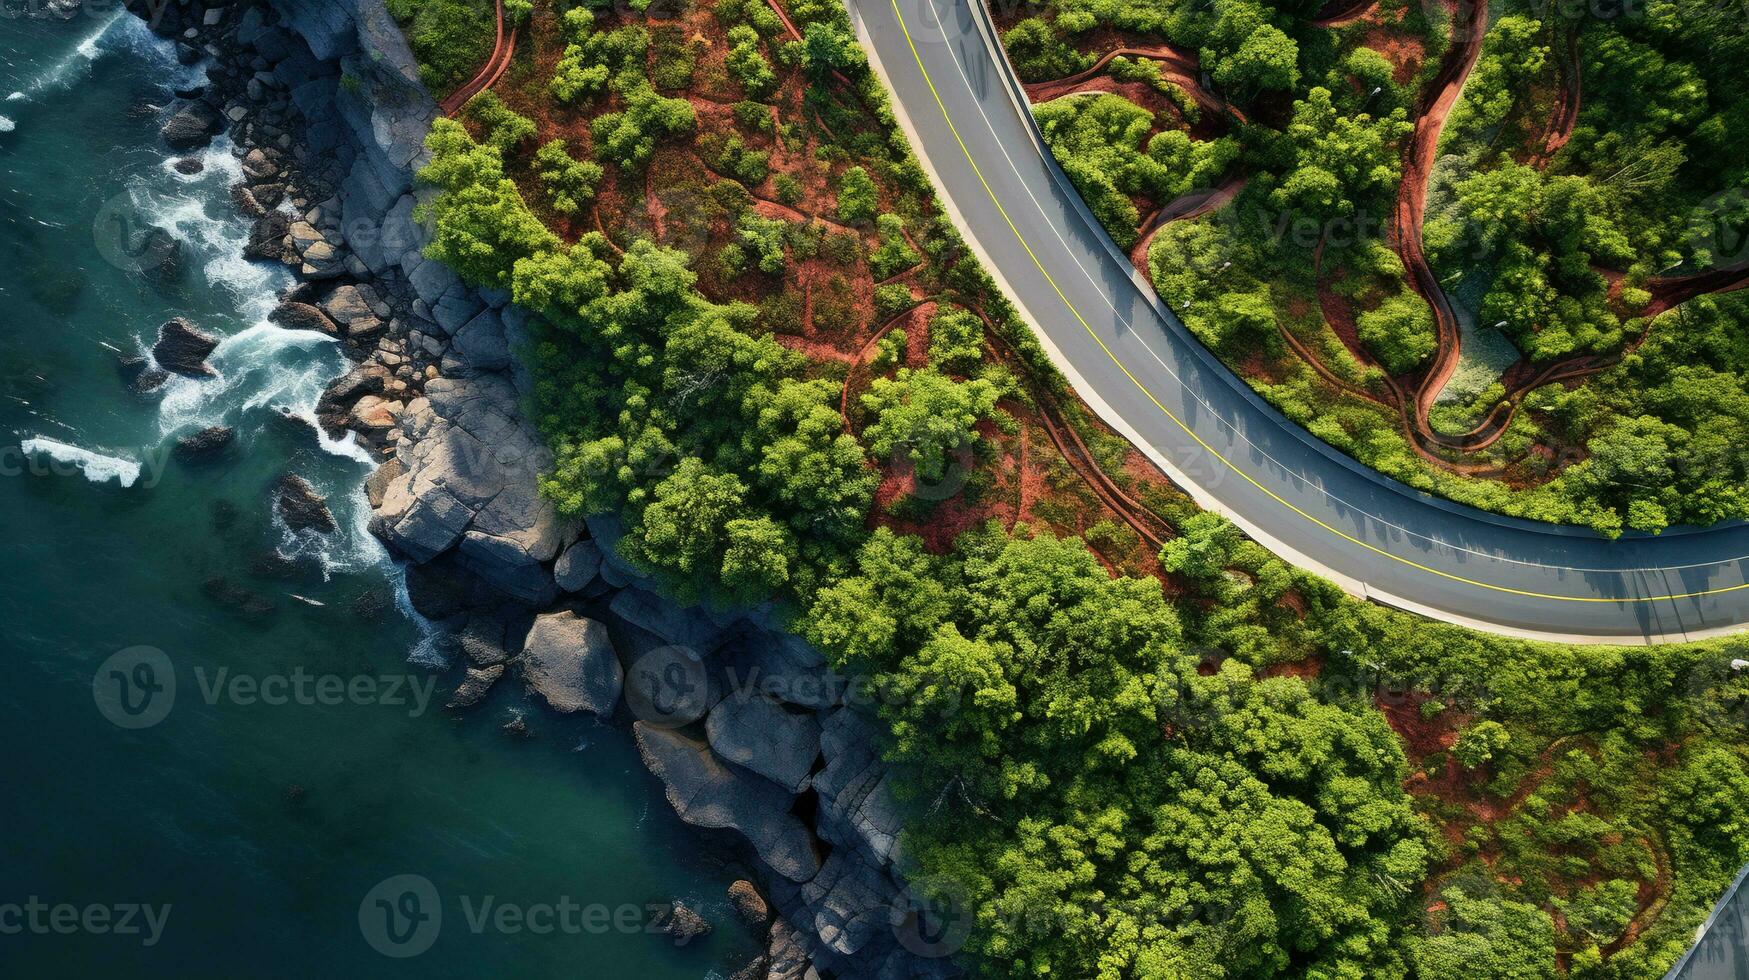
xmin=121 ymin=1 xmax=956 ymax=976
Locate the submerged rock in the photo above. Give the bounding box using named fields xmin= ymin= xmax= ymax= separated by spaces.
xmin=446 ymin=664 xmax=504 ymax=710
xmin=653 ymin=901 xmax=712 ymax=946
xmin=173 ymin=157 xmax=204 ymax=176
xmin=117 ymin=355 xmax=169 ymax=396
xmin=201 ymin=577 xmax=275 ymax=620
xmin=273 ymin=474 xmax=337 ymax=534
xmin=138 ymin=226 xmax=185 ymax=284
xmin=173 ymin=425 xmax=235 ymax=463
xmin=152 ymin=317 xmax=220 ymax=377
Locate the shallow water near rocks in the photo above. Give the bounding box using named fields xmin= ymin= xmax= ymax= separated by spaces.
xmin=0 ymin=13 xmax=757 ymax=976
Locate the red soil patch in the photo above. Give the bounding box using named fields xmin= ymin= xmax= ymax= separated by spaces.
xmin=1261 ymin=654 xmax=1324 ymax=680
xmin=1361 ymin=27 xmax=1427 ymax=86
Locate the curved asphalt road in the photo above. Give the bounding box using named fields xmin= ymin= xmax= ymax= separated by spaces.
xmin=849 ymin=0 xmax=1749 ymax=643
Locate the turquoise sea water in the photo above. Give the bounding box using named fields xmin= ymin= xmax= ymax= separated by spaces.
xmin=0 ymin=12 xmax=757 ymax=976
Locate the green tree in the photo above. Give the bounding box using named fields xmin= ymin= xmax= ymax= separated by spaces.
xmin=836 ymin=165 xmax=879 ymax=224
xmin=1357 ymin=292 xmax=1438 ymax=374
xmin=1001 ymin=18 xmax=1089 ymax=82
xmin=726 ymin=24 xmax=778 ymax=99
xmin=801 ymin=21 xmax=865 ymax=80
xmin=1452 ymin=720 xmax=1511 ymax=769
xmin=927 ymin=307 xmax=984 ymax=372
xmin=591 ymin=84 xmax=697 ymax=169
xmin=532 ymin=139 xmax=604 ymax=215
xmin=625 ymin=457 xmax=749 ymax=581
xmin=861 ymin=367 xmax=1000 ymax=481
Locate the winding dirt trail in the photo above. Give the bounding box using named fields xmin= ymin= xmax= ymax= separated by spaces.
xmin=440 ymin=0 xmax=517 ymax=117
xmin=1128 ymin=177 xmax=1246 ymax=267
xmin=1395 ymin=0 xmax=1487 ymax=438
xmin=1527 ymin=31 xmax=1580 ymax=170
xmin=1024 ymin=45 xmax=1248 ymax=126
xmin=978 ymin=309 xmax=1173 ymax=549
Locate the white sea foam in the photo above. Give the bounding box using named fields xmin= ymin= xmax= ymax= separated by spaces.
xmin=396 ymin=572 xmax=451 ymax=669
xmin=132 ymin=141 xmax=292 ymax=319
xmin=20 ymin=436 xmax=141 ymax=488
xmin=0 ymin=117 xmax=14 ymax=133
xmin=156 ymin=322 xmax=338 ymax=435
xmin=270 ymin=481 xmax=392 ymax=581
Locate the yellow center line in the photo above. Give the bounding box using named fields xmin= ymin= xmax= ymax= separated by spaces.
xmin=888 ymin=0 xmax=1749 ymax=605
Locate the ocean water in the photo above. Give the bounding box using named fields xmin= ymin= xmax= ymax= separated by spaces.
xmin=0 ymin=12 xmax=758 ymax=976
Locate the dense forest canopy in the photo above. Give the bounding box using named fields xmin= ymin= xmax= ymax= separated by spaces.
xmin=385 ymin=0 xmax=1749 ymax=975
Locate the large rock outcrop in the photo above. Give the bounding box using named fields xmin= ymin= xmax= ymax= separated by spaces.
xmin=634 ymin=722 xmax=822 ymax=884
xmin=518 ymin=611 xmax=621 ymax=716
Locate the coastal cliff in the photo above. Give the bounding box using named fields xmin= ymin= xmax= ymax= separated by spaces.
xmin=124 ymin=0 xmax=955 ymax=975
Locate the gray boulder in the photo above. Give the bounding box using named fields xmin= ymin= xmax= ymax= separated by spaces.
xmin=518 ymin=612 xmax=621 ymax=715
xmin=634 ymin=723 xmax=822 ymax=883
xmin=320 ymin=283 xmax=383 ymax=327
xmin=609 ymin=588 xmax=727 ymax=652
xmin=449 ymin=308 xmax=511 ymax=371
xmin=152 ymin=317 xmax=220 ymax=377
xmin=801 ymin=851 xmax=894 ymax=957
xmin=724 ymin=632 xmax=844 ymax=710
xmin=706 ymin=693 xmax=821 ymax=793
xmin=553 ymin=539 xmax=602 ymax=593
xmin=173 ymin=425 xmax=234 ymax=463
xmin=160 ymin=102 xmax=220 ymax=150
xmin=813 ymin=708 xmax=904 ymax=865
xmin=457 ymin=611 xmax=514 ymax=666
xmin=458 ymin=529 xmax=558 ymax=606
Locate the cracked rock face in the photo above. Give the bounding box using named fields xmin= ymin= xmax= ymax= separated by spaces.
xmin=706 ymin=692 xmax=822 ymax=793
xmin=634 ymin=722 xmax=824 ymax=884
